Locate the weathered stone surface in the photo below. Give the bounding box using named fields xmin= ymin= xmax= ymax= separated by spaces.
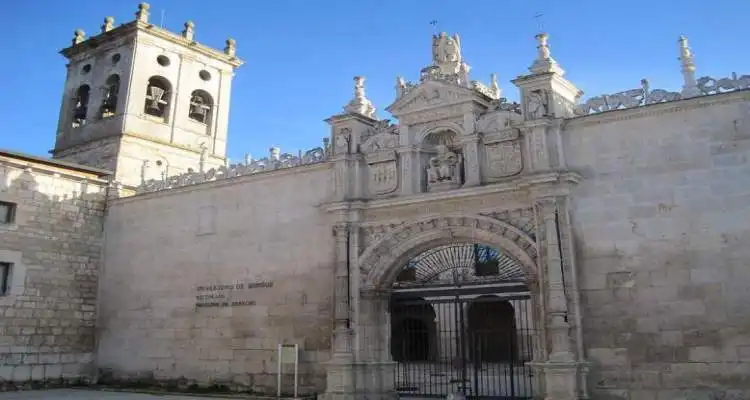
xmin=97 ymin=164 xmax=335 ymax=395
xmin=567 ymin=92 xmax=750 ymax=397
xmin=0 ymin=156 xmax=109 ymax=384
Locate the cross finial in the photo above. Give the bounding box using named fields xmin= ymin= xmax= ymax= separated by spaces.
xmin=430 ymin=20 xmax=438 ymax=33
xmin=533 ymin=12 xmax=544 ymax=33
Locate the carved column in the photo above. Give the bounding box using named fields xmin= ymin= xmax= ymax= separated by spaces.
xmin=525 ymin=121 xmax=551 ymax=172
xmin=397 ymin=147 xmax=420 ymax=196
xmin=332 ymin=224 xmax=353 ymax=355
xmin=537 ymin=198 xmax=573 ymax=361
xmin=460 ymin=134 xmax=481 ymax=187
xmin=353 ymin=289 xmax=397 ymax=400
xmin=533 ymin=197 xmax=582 ymax=400
xmin=322 ymin=224 xmax=355 ymax=400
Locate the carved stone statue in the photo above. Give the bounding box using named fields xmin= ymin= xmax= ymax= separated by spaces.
xmin=432 ymin=32 xmax=461 ymax=64
xmin=526 ymin=89 xmax=548 ymax=120
xmin=432 ymin=32 xmax=463 ymax=75
xmin=427 ymin=145 xmax=462 ymax=191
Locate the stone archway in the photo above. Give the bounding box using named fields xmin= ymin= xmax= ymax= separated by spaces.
xmin=354 ymin=214 xmax=542 ymax=399
xmin=359 ymin=214 xmax=538 ymax=290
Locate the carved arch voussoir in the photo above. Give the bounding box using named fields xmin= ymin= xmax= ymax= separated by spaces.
xmin=416 ymin=120 xmax=466 ymax=145
xmin=359 ymin=214 xmax=538 ymax=289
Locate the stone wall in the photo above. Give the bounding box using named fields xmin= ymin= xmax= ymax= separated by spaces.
xmin=96 ymin=163 xmax=335 ymax=395
xmin=0 ymin=155 xmax=109 ymax=386
xmin=566 ymin=91 xmax=750 ymax=399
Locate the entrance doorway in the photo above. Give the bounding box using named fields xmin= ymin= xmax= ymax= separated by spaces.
xmin=467 ymin=297 xmax=518 ymax=364
xmin=389 ymin=242 xmax=535 ymax=399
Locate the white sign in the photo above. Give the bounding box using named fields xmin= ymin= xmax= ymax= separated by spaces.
xmin=277 ymin=344 xmax=299 ymax=398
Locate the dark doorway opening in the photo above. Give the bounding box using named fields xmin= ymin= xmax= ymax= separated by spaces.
xmin=467 ymin=296 xmax=518 ymax=364
xmin=390 ymin=299 xmax=437 ymax=363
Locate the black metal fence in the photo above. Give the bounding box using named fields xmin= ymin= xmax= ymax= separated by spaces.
xmin=391 ymin=293 xmax=536 ymax=399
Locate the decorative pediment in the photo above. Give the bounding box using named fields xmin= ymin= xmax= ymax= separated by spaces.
xmin=386 ymin=81 xmax=476 ymax=116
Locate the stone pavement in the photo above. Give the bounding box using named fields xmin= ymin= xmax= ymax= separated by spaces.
xmin=0 ymin=389 xmax=238 ymax=399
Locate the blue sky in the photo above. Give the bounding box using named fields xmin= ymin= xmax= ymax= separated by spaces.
xmin=1 ymin=0 xmax=748 ymax=163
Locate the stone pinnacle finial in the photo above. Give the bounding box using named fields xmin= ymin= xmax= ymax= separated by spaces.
xmin=72 ymin=29 xmax=86 ymax=45
xmin=529 ymin=32 xmax=563 ymax=75
xmin=224 ymin=38 xmax=236 ymax=57
xmin=490 ymin=73 xmax=502 ymax=99
xmin=678 ymin=35 xmax=700 ymax=98
xmin=182 ymin=20 xmax=195 ymax=41
xmin=136 ymin=2 xmax=151 ymax=23
xmin=344 ymin=76 xmax=376 ymax=118
xmin=101 ymin=17 xmax=115 ymax=33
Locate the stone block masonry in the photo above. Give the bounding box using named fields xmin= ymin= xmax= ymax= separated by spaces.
xmin=0 ymin=153 xmax=110 ymax=387
xmin=567 ymin=93 xmax=750 ymax=399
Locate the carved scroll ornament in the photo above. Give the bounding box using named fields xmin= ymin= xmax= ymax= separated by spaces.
xmin=574 ymin=73 xmax=750 ymax=116
xmin=136 ymin=146 xmax=328 ymax=194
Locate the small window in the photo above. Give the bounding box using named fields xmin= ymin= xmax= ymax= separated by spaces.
xmin=0 ymin=201 xmax=15 ymax=224
xmin=157 ymin=55 xmax=171 ymax=67
xmin=0 ymin=262 xmax=10 ymax=296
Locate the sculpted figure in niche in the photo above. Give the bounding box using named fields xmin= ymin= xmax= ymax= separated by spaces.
xmin=427 ymin=145 xmax=461 ymax=185
xmin=526 ymin=89 xmax=548 ymax=119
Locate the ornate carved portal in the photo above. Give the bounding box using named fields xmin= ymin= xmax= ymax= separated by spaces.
xmin=331 ymin=209 xmax=587 ymax=400
xmin=352 ymin=213 xmax=543 ymax=399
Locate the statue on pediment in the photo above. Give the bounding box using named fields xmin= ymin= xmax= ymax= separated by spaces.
xmin=427 ymin=145 xmax=462 ymax=191
xmin=432 ymin=32 xmax=463 ymax=75
xmin=433 ymin=32 xmax=462 ymax=64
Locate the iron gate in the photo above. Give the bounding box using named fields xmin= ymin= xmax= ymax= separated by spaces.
xmin=389 ymin=243 xmax=537 ymax=399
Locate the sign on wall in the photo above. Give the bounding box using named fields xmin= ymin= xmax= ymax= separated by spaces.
xmin=194 ymin=280 xmax=274 ymax=308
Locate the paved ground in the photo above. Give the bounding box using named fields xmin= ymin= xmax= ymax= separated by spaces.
xmin=0 ymin=390 xmax=234 ymax=399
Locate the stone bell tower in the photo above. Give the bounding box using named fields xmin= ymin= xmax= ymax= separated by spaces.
xmin=51 ymin=2 xmax=243 ymax=187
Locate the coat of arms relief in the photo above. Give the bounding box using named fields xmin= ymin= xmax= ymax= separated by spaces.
xmin=361 ymin=120 xmax=400 ymax=196
xmin=476 ymin=100 xmax=525 ymax=180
